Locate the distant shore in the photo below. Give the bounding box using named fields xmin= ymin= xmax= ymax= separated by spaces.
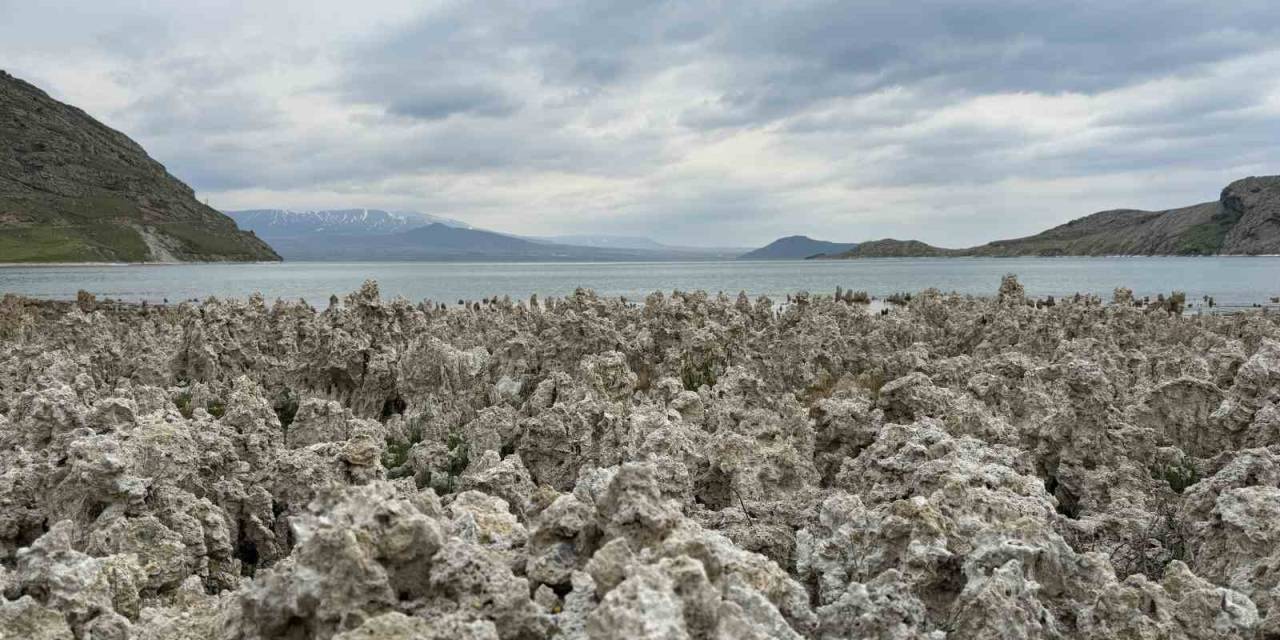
xmin=4 ymin=254 xmax=1280 ymax=268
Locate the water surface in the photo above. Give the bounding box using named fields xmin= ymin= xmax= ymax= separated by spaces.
xmin=1 ymin=258 xmax=1278 ymax=310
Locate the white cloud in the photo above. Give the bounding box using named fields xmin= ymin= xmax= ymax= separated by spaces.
xmin=2 ymin=0 xmax=1278 ymax=246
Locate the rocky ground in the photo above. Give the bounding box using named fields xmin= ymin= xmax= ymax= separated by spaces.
xmin=1 ymin=276 xmax=1278 ymax=639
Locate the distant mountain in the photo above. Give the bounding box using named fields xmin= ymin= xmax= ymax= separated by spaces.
xmin=825 ymin=239 xmax=955 ymax=258
xmin=531 ymin=234 xmax=746 ymax=258
xmin=227 ymin=208 xmax=472 ymax=237
xmin=738 ymin=236 xmax=859 ymax=260
xmin=260 ymin=222 xmax=729 ymax=261
xmin=232 ymin=209 xmax=743 ymax=261
xmin=535 ymin=234 xmax=670 ymax=251
xmin=814 ymin=175 xmax=1280 ymax=259
xmin=0 ymin=70 xmax=279 ymax=262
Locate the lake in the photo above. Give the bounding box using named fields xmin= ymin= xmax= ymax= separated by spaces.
xmin=2 ymin=258 xmax=1278 ymax=310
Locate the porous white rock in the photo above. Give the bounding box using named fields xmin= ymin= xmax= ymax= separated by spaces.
xmin=0 ymin=277 xmax=1276 ymax=638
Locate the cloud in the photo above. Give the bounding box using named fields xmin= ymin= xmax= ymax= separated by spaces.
xmin=1 ymin=0 xmax=1278 ymax=246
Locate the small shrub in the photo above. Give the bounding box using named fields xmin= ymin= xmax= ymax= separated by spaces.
xmin=886 ymin=292 xmax=912 ymax=306
xmin=381 ymin=420 xmax=424 ymax=472
xmin=382 ymin=441 xmax=413 ymax=472
xmin=206 ymin=400 xmax=226 ymax=419
xmin=679 ymin=355 xmax=718 ymax=391
xmin=444 ymin=432 xmax=471 ymax=493
xmin=1109 ymin=501 xmax=1191 ymax=580
xmin=175 ymin=391 xmax=194 ymax=419
xmin=1153 ymin=456 xmax=1200 ymax=494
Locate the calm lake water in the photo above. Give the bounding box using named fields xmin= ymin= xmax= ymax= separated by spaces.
xmin=2 ymin=258 xmax=1279 ymax=309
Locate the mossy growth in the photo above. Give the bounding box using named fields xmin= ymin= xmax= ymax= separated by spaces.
xmin=679 ymin=354 xmax=718 ymax=391
xmin=1153 ymin=455 xmax=1200 ymax=494
xmin=414 ymin=432 xmax=474 ymax=494
xmin=206 ymin=400 xmax=226 ymax=419
xmin=446 ymin=432 xmax=470 ymax=481
xmin=175 ymin=391 xmax=194 ymax=419
xmin=383 ymin=442 xmax=414 ymax=475
xmin=382 ymin=420 xmax=424 ymax=473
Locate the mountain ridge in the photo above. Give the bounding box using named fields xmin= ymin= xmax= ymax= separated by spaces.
xmin=742 ymin=175 xmax=1280 ymax=259
xmin=257 ymin=222 xmax=737 ymax=261
xmin=233 ymin=208 xmax=742 ymax=261
xmin=227 ymin=208 xmax=472 ymax=237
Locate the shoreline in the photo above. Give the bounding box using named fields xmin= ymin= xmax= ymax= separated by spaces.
xmin=3 ymin=254 xmax=1280 ymax=268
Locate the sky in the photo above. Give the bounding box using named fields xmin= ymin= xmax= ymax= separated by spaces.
xmin=3 ymin=0 xmax=1279 ymax=248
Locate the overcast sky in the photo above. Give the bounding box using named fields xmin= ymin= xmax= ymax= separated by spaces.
xmin=3 ymin=0 xmax=1279 ymax=247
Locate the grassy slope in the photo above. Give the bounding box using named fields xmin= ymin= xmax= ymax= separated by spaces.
xmin=0 ymin=193 xmax=275 ymax=262
xmin=0 ymin=70 xmax=280 ymax=263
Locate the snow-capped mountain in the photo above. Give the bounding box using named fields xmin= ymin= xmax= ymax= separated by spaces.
xmin=223 ymin=207 xmax=742 ymax=261
xmin=226 ymin=209 xmax=472 ymax=237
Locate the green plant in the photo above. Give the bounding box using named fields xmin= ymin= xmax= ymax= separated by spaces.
xmin=206 ymin=400 xmax=226 ymax=419
xmin=1108 ymin=501 xmax=1191 ymax=580
xmin=679 ymin=355 xmax=718 ymax=391
xmin=382 ymin=441 xmax=414 ymax=473
xmin=1153 ymin=456 xmax=1200 ymax=494
xmin=445 ymin=432 xmax=471 ymax=493
xmin=381 ymin=420 xmax=424 ymax=472
xmin=175 ymin=391 xmax=194 ymax=419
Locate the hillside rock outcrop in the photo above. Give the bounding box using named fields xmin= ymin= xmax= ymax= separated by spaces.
xmin=798 ymin=174 xmax=1280 ymax=259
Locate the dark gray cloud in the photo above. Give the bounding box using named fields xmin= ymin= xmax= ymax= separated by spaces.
xmin=1 ymin=0 xmax=1278 ymax=246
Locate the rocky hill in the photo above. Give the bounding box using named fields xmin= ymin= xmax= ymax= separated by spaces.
xmin=965 ymin=176 xmax=1280 ymax=256
xmin=827 ymin=238 xmax=956 ymax=258
xmin=738 ymin=235 xmax=858 ymax=259
xmin=0 ymin=70 xmax=279 ymax=262
xmin=783 ymin=175 xmax=1280 ymax=259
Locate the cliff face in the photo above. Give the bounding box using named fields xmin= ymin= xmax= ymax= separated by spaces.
xmin=1221 ymin=176 xmax=1280 ymax=254
xmin=816 ymin=175 xmax=1280 ymax=259
xmin=0 ymin=70 xmax=279 ymax=262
